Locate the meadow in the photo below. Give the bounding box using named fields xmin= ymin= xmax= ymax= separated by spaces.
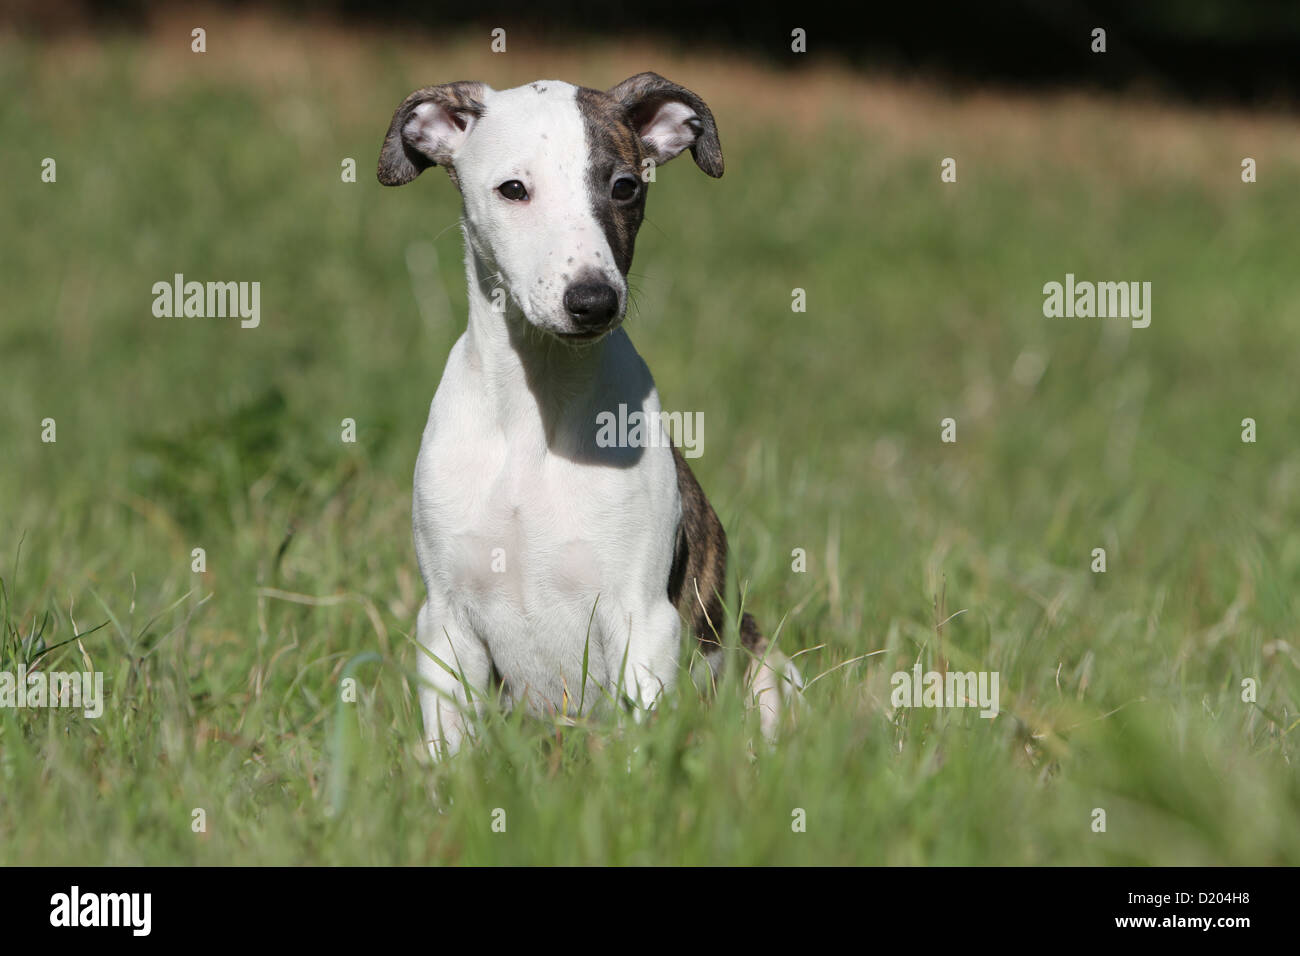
xmin=1 ymin=10 xmax=1298 ymax=864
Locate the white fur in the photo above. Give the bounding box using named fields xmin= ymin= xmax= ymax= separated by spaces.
xmin=414 ymin=83 xmax=680 ymax=759
xmin=406 ymin=80 xmax=798 ymax=761
xmin=452 ymin=83 xmax=626 ymax=336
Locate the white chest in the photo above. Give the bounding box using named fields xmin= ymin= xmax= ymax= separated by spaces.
xmin=411 ymin=333 xmax=682 ymax=706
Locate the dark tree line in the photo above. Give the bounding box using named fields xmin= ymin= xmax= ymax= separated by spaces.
xmin=15 ymin=0 xmax=1300 ymax=108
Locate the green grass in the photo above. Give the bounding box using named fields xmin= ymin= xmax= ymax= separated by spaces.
xmin=1 ymin=21 xmax=1298 ymax=865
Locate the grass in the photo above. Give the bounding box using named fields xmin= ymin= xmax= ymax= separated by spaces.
xmin=1 ymin=11 xmax=1298 ymax=865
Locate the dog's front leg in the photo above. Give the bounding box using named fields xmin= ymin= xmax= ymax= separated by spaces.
xmin=416 ymin=595 xmax=491 ymax=761
xmin=605 ymin=599 xmax=682 ymax=717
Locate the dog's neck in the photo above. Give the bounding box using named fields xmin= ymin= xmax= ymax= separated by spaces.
xmin=462 ymin=243 xmax=610 ymax=441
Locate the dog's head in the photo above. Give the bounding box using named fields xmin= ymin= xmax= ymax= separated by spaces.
xmin=378 ymin=74 xmax=722 ymax=343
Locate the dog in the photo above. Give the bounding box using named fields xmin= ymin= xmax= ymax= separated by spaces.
xmin=377 ymin=73 xmax=801 ymax=760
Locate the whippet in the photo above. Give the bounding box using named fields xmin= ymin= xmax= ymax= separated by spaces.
xmin=377 ymin=73 xmax=801 ymax=760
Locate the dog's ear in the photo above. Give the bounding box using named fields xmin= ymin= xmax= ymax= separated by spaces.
xmin=607 ymin=72 xmax=723 ymax=178
xmin=377 ymin=81 xmax=489 ymax=187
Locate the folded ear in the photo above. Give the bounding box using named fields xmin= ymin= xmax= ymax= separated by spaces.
xmin=607 ymin=72 xmax=723 ymax=177
xmin=377 ymin=81 xmax=489 ymax=186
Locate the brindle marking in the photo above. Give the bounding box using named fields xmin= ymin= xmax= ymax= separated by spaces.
xmin=574 ymin=73 xmax=724 ymax=277
xmin=606 ymin=72 xmax=724 ymax=178
xmin=667 ymin=445 xmax=767 ymax=667
xmin=377 ymin=81 xmax=487 ymax=188
xmin=573 ymin=78 xmax=757 ymax=668
xmin=573 ymin=86 xmax=647 ymax=276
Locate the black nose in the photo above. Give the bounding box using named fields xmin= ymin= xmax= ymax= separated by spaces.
xmin=563 ymin=280 xmax=619 ymax=328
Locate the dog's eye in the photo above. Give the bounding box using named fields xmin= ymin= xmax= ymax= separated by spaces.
xmin=497 ymin=180 xmax=529 ymax=201
xmin=610 ymin=176 xmax=639 ymax=202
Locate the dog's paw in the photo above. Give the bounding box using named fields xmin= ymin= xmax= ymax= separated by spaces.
xmin=745 ymin=651 xmax=803 ymax=744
